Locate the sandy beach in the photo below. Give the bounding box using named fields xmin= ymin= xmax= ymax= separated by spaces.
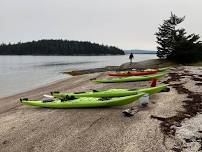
xmin=0 ymin=62 xmax=202 ymax=152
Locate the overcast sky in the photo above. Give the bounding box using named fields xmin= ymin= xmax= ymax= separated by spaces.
xmin=0 ymin=0 xmax=201 ymax=50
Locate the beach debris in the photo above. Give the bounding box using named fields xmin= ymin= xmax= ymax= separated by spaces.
xmin=2 ymin=140 xmax=9 ymax=145
xmin=139 ymin=94 xmax=149 ymax=107
xmin=196 ymin=83 xmax=202 ymax=86
xmin=122 ymin=107 xmax=139 ymax=117
xmin=172 ymin=145 xmax=183 ymax=152
xmin=151 ymin=67 xmax=202 ymax=152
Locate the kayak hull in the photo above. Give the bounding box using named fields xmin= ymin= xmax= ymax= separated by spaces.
xmin=108 ymin=67 xmax=169 ymax=77
xmin=20 ymin=93 xmax=145 ymax=108
xmin=158 ymin=67 xmax=170 ymax=72
xmin=52 ymin=84 xmax=168 ymax=99
xmin=93 ymin=72 xmax=167 ymax=83
xmin=108 ymin=71 xmax=157 ymax=77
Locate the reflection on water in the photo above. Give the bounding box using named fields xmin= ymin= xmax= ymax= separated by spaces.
xmin=0 ymin=54 xmax=156 ymax=97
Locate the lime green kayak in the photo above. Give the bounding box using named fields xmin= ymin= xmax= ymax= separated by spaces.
xmin=20 ymin=93 xmax=145 ymax=108
xmin=144 ymin=67 xmax=170 ymax=72
xmin=51 ymin=84 xmax=168 ymax=99
xmin=93 ymin=72 xmax=167 ymax=83
xmin=158 ymin=67 xmax=170 ymax=72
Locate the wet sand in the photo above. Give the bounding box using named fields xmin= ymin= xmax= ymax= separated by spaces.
xmin=0 ymin=66 xmax=201 ymax=152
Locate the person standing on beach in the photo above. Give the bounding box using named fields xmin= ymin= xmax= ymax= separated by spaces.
xmin=129 ymin=53 xmax=134 ymax=65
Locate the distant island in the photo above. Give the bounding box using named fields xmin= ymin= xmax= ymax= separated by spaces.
xmin=0 ymin=39 xmax=125 ymax=55
xmin=124 ymin=49 xmax=157 ymax=54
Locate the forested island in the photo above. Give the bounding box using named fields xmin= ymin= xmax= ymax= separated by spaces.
xmin=0 ymin=39 xmax=125 ymax=55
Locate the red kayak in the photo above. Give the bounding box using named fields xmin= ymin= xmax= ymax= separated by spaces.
xmin=108 ymin=71 xmax=158 ymax=77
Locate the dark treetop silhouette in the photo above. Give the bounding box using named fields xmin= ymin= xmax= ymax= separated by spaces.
xmin=0 ymin=39 xmax=124 ymax=55
xmin=155 ymin=13 xmax=202 ymax=63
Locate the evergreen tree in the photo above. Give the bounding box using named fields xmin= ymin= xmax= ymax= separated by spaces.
xmin=155 ymin=13 xmax=185 ymax=58
xmin=155 ymin=13 xmax=202 ymax=63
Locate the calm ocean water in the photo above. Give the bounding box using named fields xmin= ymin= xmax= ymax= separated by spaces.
xmin=0 ymin=54 xmax=156 ymax=97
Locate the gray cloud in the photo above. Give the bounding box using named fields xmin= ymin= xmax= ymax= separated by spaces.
xmin=0 ymin=0 xmax=201 ymax=50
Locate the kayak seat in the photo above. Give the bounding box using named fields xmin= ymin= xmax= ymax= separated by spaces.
xmin=74 ymin=91 xmax=85 ymax=94
xmin=50 ymin=91 xmax=60 ymax=95
xmin=98 ymin=97 xmax=112 ymax=101
xmin=42 ymin=98 xmax=55 ymax=103
xmin=92 ymin=89 xmax=99 ymax=92
xmin=63 ymin=95 xmax=77 ymax=101
xmin=90 ymin=78 xmax=96 ymax=81
xmin=20 ymin=98 xmax=29 ymax=102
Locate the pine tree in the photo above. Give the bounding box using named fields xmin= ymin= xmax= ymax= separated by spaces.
xmin=155 ymin=13 xmax=185 ymax=58
xmin=155 ymin=13 xmax=202 ymax=63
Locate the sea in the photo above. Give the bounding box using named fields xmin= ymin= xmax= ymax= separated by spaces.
xmin=0 ymin=54 xmax=156 ymax=98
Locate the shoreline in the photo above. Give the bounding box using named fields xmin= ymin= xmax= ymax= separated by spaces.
xmin=0 ymin=77 xmax=70 ymax=99
xmin=0 ymin=59 xmax=202 ymax=151
xmin=1 ymin=58 xmax=161 ymax=99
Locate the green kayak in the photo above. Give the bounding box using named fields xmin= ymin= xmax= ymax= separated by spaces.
xmin=20 ymin=93 xmax=145 ymax=108
xmin=158 ymin=67 xmax=170 ymax=72
xmin=93 ymin=72 xmax=167 ymax=83
xmin=141 ymin=67 xmax=170 ymax=72
xmin=51 ymin=84 xmax=168 ymax=99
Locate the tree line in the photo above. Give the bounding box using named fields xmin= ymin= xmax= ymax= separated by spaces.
xmin=155 ymin=13 xmax=202 ymax=63
xmin=0 ymin=39 xmax=125 ymax=55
